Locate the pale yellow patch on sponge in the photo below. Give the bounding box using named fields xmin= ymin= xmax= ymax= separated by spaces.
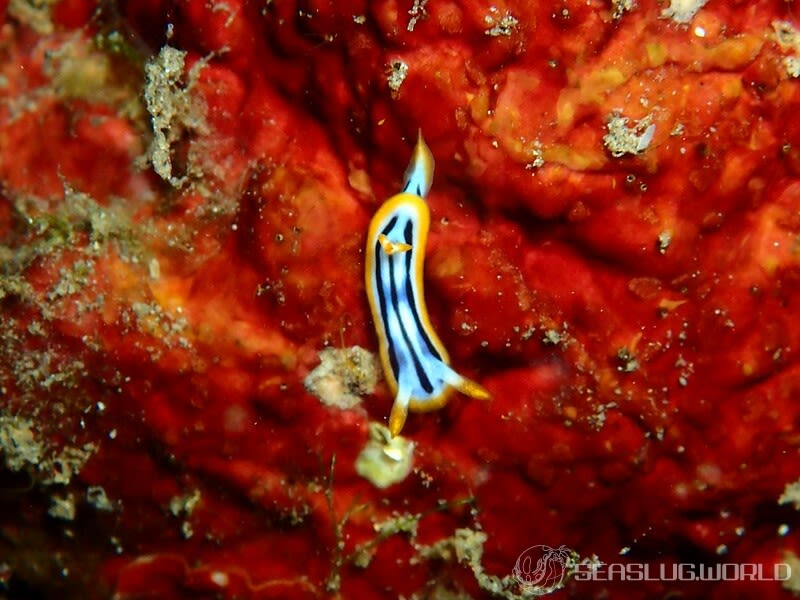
xmin=355 ymin=422 xmax=415 ymax=489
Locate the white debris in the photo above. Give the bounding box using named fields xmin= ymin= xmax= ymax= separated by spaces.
xmin=0 ymin=416 xmax=45 ymax=472
xmin=603 ymin=111 xmax=656 ymax=157
xmin=660 ymin=0 xmax=708 ymax=24
xmin=407 ymin=0 xmax=428 ymax=32
xmin=773 ymin=21 xmax=800 ymax=78
xmin=484 ymin=7 xmax=518 ymax=37
xmin=169 ymin=488 xmax=201 ymax=517
xmin=387 ymin=59 xmax=409 ymax=98
xmin=355 ymin=422 xmax=415 ymax=489
xmin=525 ymin=140 xmax=544 ymax=171
xmin=86 ymin=486 xmax=115 ymax=511
xmin=48 ymin=493 xmax=76 ymax=521
xmin=46 ymin=445 xmax=96 ymax=485
xmin=144 ymin=45 xmax=207 ymax=187
xmin=612 ymin=0 xmax=636 ymax=20
xmin=305 ymin=347 xmax=378 ymax=410
xmin=779 ymin=478 xmax=800 ymax=510
xmin=0 ymin=415 xmax=95 ymax=485
xmin=658 ymin=230 xmax=672 ymax=254
xmin=148 ymin=257 xmax=161 ymax=280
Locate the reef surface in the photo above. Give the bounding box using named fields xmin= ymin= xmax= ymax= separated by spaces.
xmin=1 ymin=1 xmax=800 ymax=598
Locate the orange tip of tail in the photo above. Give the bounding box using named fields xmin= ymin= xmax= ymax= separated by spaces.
xmin=389 ymin=402 xmax=409 ymax=437
xmin=455 ymin=377 xmax=491 ymax=401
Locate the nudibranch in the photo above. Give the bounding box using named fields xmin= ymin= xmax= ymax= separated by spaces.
xmin=365 ymin=132 xmax=490 ymax=436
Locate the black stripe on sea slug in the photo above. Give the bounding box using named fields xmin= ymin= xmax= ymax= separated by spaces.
xmin=388 ymin=233 xmax=434 ymax=394
xmin=401 ymin=178 xmax=423 ymax=197
xmin=376 ymin=217 xmax=400 ymax=378
xmin=402 ymin=221 xmax=442 ymax=361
